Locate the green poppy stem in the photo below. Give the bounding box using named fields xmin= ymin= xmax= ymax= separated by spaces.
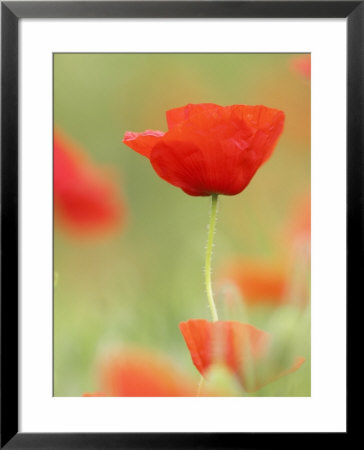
xmin=205 ymin=193 xmax=219 ymax=322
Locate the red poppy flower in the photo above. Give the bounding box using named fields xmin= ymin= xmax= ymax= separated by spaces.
xmin=180 ymin=319 xmax=304 ymax=392
xmin=54 ymin=129 xmax=125 ymax=237
xmin=123 ymin=103 xmax=285 ymax=196
xmin=83 ymin=348 xmax=199 ymax=397
xmin=221 ymin=260 xmax=288 ymax=307
xmin=292 ymin=55 xmax=311 ymax=80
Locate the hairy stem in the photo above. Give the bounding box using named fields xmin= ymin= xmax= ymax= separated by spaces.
xmin=205 ymin=194 xmax=219 ymax=322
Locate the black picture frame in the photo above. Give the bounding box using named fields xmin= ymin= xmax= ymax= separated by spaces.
xmin=1 ymin=1 xmax=359 ymax=448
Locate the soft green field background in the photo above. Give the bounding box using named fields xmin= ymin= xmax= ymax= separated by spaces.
xmin=54 ymin=53 xmax=310 ymax=396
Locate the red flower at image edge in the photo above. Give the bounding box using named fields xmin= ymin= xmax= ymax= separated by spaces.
xmin=123 ymin=103 xmax=285 ymax=196
xmin=82 ymin=348 xmax=200 ymax=397
xmin=292 ymin=55 xmax=311 ymax=80
xmin=287 ymin=193 xmax=311 ymax=244
xmin=54 ymin=129 xmax=125 ymax=237
xmin=180 ymin=319 xmax=305 ymax=392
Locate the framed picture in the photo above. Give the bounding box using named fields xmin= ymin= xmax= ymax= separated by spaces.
xmin=1 ymin=1 xmax=357 ymax=447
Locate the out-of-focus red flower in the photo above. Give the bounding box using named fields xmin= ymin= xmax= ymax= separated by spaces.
xmin=123 ymin=103 xmax=285 ymax=196
xmin=83 ymin=392 xmax=104 ymax=397
xmin=54 ymin=129 xmax=125 ymax=238
xmin=83 ymin=348 xmax=199 ymax=397
xmin=278 ymin=193 xmax=311 ymax=307
xmin=180 ymin=319 xmax=304 ymax=392
xmin=287 ymin=193 xmax=311 ymax=244
xmin=292 ymin=55 xmax=311 ymax=80
xmin=221 ymin=260 xmax=288 ymax=307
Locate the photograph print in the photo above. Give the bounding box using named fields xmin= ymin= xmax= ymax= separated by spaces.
xmin=53 ymin=53 xmax=311 ymax=397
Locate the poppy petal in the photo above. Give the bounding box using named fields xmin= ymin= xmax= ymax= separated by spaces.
xmin=229 ymin=104 xmax=285 ymax=163
xmin=123 ymin=130 xmax=164 ymax=158
xmin=222 ymin=259 xmax=288 ymax=306
xmin=150 ymin=139 xmax=212 ymax=196
xmin=179 ymin=319 xmax=269 ymax=376
xmin=54 ymin=129 xmax=125 ymax=237
xmin=166 ymin=103 xmax=220 ymax=129
xmin=254 ymin=356 xmax=306 ymax=392
xmin=151 ymin=108 xmax=257 ymax=196
xmin=98 ymin=348 xmax=197 ymax=397
xmin=179 ymin=319 xmax=212 ymax=374
xmin=180 ymin=319 xmax=303 ymax=392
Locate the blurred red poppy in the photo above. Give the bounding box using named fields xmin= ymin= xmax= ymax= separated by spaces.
xmin=83 ymin=348 xmax=198 ymax=397
xmin=287 ymin=193 xmax=311 ymax=244
xmin=279 ymin=193 xmax=311 ymax=307
xmin=54 ymin=129 xmax=125 ymax=238
xmin=83 ymin=392 xmax=104 ymax=397
xmin=221 ymin=260 xmax=288 ymax=307
xmin=292 ymin=55 xmax=311 ymax=80
xmin=180 ymin=319 xmax=304 ymax=392
xmin=123 ymin=103 xmax=285 ymax=196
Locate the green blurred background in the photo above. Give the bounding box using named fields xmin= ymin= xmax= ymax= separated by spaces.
xmin=54 ymin=53 xmax=310 ymax=396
